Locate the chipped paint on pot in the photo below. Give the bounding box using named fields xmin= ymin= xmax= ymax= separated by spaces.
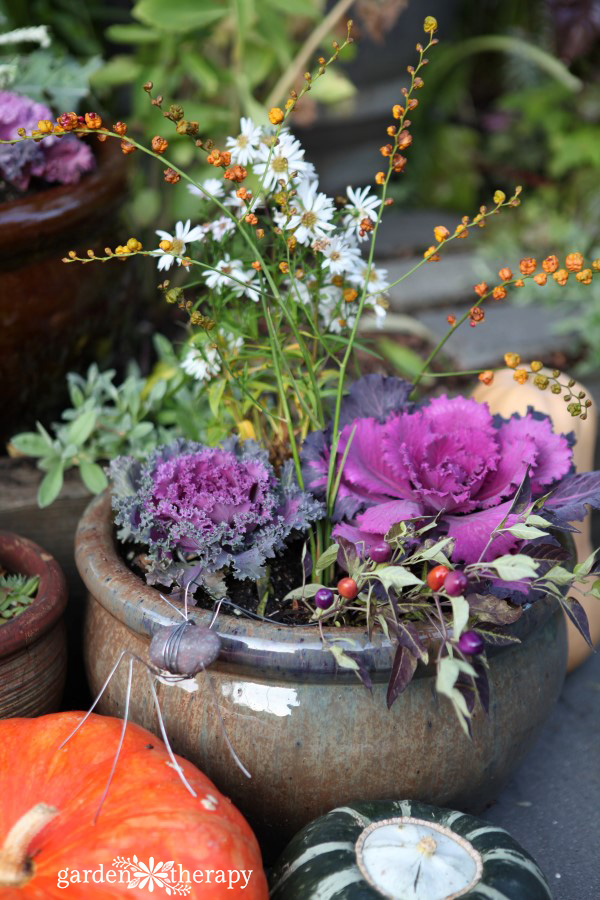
xmin=77 ymin=492 xmax=567 ymax=846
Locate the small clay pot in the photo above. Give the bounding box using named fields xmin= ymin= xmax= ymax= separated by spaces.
xmin=0 ymin=140 xmax=132 ymax=443
xmin=0 ymin=531 xmax=67 ymax=718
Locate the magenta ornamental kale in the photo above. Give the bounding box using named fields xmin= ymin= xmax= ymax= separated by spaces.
xmin=110 ymin=438 xmax=323 ymax=593
xmin=302 ymin=375 xmax=600 ymax=565
xmin=0 ymin=90 xmax=94 ymax=190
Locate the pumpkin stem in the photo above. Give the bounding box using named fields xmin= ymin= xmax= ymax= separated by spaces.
xmin=0 ymin=803 xmax=58 ymax=887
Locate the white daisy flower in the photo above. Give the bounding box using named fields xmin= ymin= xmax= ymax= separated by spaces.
xmin=226 ymin=117 xmax=263 ymax=166
xmin=348 ymin=263 xmax=390 ymax=297
xmin=203 ymin=254 xmax=245 ymax=292
xmin=153 ymin=219 xmax=204 ymax=271
xmin=180 ymin=345 xmax=221 ymax=382
xmin=344 ymin=185 xmax=382 ymax=241
xmin=316 ymin=235 xmax=362 ymax=276
xmin=253 ymin=133 xmax=310 ymax=190
xmin=286 ymin=179 xmax=335 ymax=245
xmin=209 ymin=215 xmax=236 ymax=241
xmin=187 ymin=177 xmax=225 ymax=200
xmin=234 ymin=270 xmax=261 ymax=303
xmin=180 ymin=330 xmax=243 ymax=382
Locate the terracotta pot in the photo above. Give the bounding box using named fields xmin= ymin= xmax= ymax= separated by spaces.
xmin=0 ymin=140 xmax=131 ymax=444
xmin=77 ymin=492 xmax=567 ymax=849
xmin=0 ymin=531 xmax=67 ymax=718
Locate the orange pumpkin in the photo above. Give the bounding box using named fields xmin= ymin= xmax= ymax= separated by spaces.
xmin=0 ymin=712 xmax=268 ymax=898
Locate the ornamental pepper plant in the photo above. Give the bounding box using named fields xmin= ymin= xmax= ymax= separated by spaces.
xmin=6 ymin=15 xmax=600 ymax=729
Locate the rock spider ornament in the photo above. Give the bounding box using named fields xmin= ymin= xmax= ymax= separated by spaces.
xmin=59 ymin=587 xmax=250 ymax=822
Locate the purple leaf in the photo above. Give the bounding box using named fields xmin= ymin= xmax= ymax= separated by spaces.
xmin=473 ymin=660 xmax=490 ymax=713
xmin=339 ymin=374 xmax=413 ymax=428
xmin=545 ymin=472 xmax=600 ymax=522
xmin=387 ymin=619 xmax=428 ymax=660
xmin=561 ymin=596 xmax=593 ymax=647
xmin=386 ymin=645 xmax=418 ymax=708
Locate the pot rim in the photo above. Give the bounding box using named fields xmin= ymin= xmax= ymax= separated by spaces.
xmin=0 ymin=531 xmax=67 ymax=658
xmin=76 ymin=491 xmax=559 ymax=677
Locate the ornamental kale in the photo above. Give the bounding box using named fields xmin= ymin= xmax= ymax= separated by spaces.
xmin=0 ymin=90 xmax=94 ymax=190
xmin=302 ymin=375 xmax=600 ymax=565
xmin=110 ymin=438 xmax=324 ymax=594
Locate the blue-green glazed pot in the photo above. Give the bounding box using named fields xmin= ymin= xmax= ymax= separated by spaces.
xmin=77 ymin=492 xmax=567 ymax=848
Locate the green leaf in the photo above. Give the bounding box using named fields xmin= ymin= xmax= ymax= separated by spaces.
xmin=375 ymin=566 xmax=423 ymax=592
xmin=436 ymin=656 xmax=476 ymax=734
xmin=525 ymin=513 xmax=553 ymax=527
xmin=79 ymin=461 xmax=108 ymax=495
xmin=38 ymin=462 xmax=64 ymax=508
xmin=506 ymin=523 xmax=548 ymax=540
xmin=105 ymin=24 xmax=160 ymax=44
xmin=411 ymin=538 xmax=453 ymax=565
xmin=10 ymin=432 xmax=52 ymax=458
xmin=450 ymin=595 xmax=470 ymax=640
xmin=487 ymin=554 xmax=539 ymax=582
xmin=16 ymin=50 xmax=102 ymax=110
xmin=376 ymin=338 xmax=427 ymax=380
xmin=208 ymin=379 xmax=227 ymax=419
xmin=574 ymin=549 xmax=598 ymax=578
xmin=315 ymin=543 xmax=339 ymax=574
xmin=545 ymin=565 xmax=575 ymax=586
xmin=66 ymin=409 xmax=97 ymax=447
xmin=283 ymin=583 xmax=326 ymax=602
xmin=133 ymin=0 xmax=228 ymax=33
xmin=309 ymin=68 xmax=356 ymax=105
xmin=91 ymin=56 xmax=142 ymax=88
xmin=329 ymin=643 xmax=359 ymax=671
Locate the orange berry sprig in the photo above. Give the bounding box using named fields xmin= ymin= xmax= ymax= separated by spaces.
xmin=374 ymin=17 xmax=439 ymax=189
xmin=422 ymin=187 xmax=523 ymax=267
xmin=412 ymin=252 xmax=599 ymax=392
xmin=503 ymin=354 xmax=593 ymax=419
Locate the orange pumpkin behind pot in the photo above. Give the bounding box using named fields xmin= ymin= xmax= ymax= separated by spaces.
xmin=0 ymin=712 xmax=268 ymax=898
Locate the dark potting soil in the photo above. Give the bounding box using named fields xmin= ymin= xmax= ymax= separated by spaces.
xmin=120 ymin=532 xmax=317 ymax=626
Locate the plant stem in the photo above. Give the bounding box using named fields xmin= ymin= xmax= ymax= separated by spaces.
xmin=265 ymin=0 xmax=354 ymax=109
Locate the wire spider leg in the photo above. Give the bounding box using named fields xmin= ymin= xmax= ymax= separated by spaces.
xmin=146 ymin=668 xmax=197 ymax=798
xmin=92 ymin=655 xmax=134 ymax=824
xmin=202 ymin=668 xmax=252 ymax=780
xmin=57 ymin=649 xmax=132 ymax=751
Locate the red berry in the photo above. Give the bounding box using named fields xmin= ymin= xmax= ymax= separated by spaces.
xmin=426 ymin=565 xmax=450 ymax=591
xmin=337 ymin=577 xmax=358 ymax=600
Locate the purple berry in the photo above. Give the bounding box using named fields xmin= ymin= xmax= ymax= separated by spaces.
xmin=315 ymin=588 xmax=334 ymax=610
xmin=444 ymin=569 xmax=468 ymax=596
xmin=369 ymin=541 xmax=392 ymax=564
xmin=458 ymin=630 xmax=484 ymax=655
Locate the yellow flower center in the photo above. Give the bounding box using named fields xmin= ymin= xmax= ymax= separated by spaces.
xmin=301 ymin=211 xmax=317 ymax=228
xmin=272 ymin=156 xmax=288 ymax=173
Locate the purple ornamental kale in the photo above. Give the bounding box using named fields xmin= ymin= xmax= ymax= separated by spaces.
xmin=110 ymin=438 xmax=324 ymax=593
xmin=301 ymin=376 xmax=600 ymax=565
xmin=0 ymin=90 xmax=94 ymax=190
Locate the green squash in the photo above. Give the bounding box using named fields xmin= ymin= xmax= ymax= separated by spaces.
xmin=269 ymin=800 xmax=552 ymax=899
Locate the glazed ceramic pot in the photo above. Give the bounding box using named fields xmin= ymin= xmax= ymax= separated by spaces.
xmin=77 ymin=492 xmax=567 ymax=848
xmin=0 ymin=140 xmax=131 ymax=443
xmin=0 ymin=531 xmax=67 ymax=718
